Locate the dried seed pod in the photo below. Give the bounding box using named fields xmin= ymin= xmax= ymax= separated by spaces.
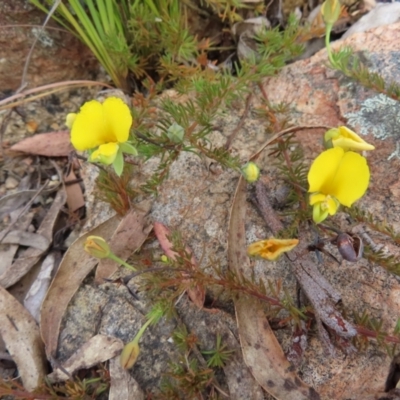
xmin=335 ymin=232 xmax=363 ymax=262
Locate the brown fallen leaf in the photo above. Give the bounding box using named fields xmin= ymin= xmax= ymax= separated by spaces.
xmin=0 ymin=285 xmax=47 ymax=391
xmin=154 ymin=221 xmax=205 ymax=309
xmin=24 ymin=252 xmax=57 ymax=322
xmin=0 ymin=189 xmax=66 ymax=288
xmin=0 ymin=230 xmax=50 ymax=251
xmin=227 ymin=131 xmax=320 ymax=400
xmin=10 ymin=131 xmax=73 ymax=157
xmin=40 ymin=215 xmax=121 ymax=359
xmin=0 ymin=212 xmax=34 ymax=275
xmin=64 ymin=169 xmax=85 ymax=212
xmin=95 ymin=201 xmax=153 ymax=284
xmin=47 ymin=335 xmax=124 ymax=382
xmin=109 ymin=356 xmax=145 ymax=400
xmin=0 ymin=190 xmax=40 ymax=218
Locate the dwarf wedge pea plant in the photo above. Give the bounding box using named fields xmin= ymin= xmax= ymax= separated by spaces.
xmin=65 ymin=15 xmax=305 ymax=188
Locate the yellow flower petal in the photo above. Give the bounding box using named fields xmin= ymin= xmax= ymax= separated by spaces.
xmin=325 ymin=195 xmax=339 ymax=215
xmin=309 ymin=192 xmax=326 ymax=206
xmin=70 ymin=100 xmax=108 ymax=151
xmin=66 ymin=113 xmax=77 ymax=129
xmin=329 ymin=151 xmax=370 ymax=207
xmin=325 ymin=126 xmax=375 ymax=151
xmin=308 ymin=147 xmax=345 ymax=194
xmin=90 ymin=142 xmax=119 ymax=165
xmin=102 ymin=97 xmax=132 ymax=143
xmin=247 ymin=238 xmax=299 ymax=260
xmin=69 ymin=97 xmax=132 ymax=152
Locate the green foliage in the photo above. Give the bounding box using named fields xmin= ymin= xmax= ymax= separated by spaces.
xmin=255 ymin=14 xmax=304 ymax=68
xmin=201 ymin=334 xmax=235 ymax=368
xmin=95 ymin=164 xmax=140 ymax=215
xmin=353 ymin=310 xmax=400 ymax=356
xmin=329 ymin=48 xmax=400 ymax=102
xmin=160 ymin=358 xmax=215 ymax=399
xmin=0 ymin=365 xmax=109 ymax=399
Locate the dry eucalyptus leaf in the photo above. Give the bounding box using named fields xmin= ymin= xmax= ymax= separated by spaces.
xmin=232 ymin=17 xmax=271 ymax=61
xmin=109 ymin=356 xmax=145 ymax=400
xmin=343 ymin=3 xmax=400 ymax=39
xmin=64 ymin=169 xmax=85 ymax=212
xmin=0 ymin=230 xmax=50 ymax=251
xmin=0 ymin=285 xmax=47 ymax=391
xmin=95 ymin=201 xmax=153 ymax=284
xmin=228 ymin=146 xmax=319 ymax=398
xmin=10 ymin=131 xmax=73 ymax=157
xmin=24 ymin=252 xmax=56 ymax=322
xmin=48 ymin=335 xmax=123 ymax=383
xmin=0 ymin=212 xmax=34 ymax=275
xmin=154 ymin=221 xmax=205 ymax=309
xmin=0 ymin=190 xmax=39 ymax=218
xmin=40 ymin=215 xmax=120 ymax=359
xmin=0 ymin=189 xmax=66 ymax=288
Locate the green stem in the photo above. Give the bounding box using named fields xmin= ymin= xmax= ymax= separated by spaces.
xmin=134 ymin=316 xmax=155 ymax=343
xmin=325 ymin=23 xmax=335 ymax=67
xmin=108 ymin=253 xmax=137 ymax=271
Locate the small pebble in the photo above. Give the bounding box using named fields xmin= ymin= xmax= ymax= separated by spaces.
xmin=48 ymin=180 xmax=60 ymax=188
xmin=5 ymin=177 xmax=19 ymax=189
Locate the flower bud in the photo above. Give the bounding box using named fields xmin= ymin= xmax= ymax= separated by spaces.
xmin=241 ymin=162 xmax=260 ymax=183
xmin=335 ymin=232 xmax=363 ymax=262
xmin=84 ymin=236 xmax=110 ymax=259
xmin=166 ymin=122 xmax=185 ymax=143
xmin=120 ymin=340 xmax=140 ymax=369
xmin=321 ymin=0 xmax=341 ymax=26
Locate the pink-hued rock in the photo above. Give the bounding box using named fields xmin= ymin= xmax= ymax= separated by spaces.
xmin=259 ymin=22 xmax=400 ymax=399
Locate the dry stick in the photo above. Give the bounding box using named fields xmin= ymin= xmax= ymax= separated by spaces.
xmin=253 ymin=181 xmax=357 ymax=354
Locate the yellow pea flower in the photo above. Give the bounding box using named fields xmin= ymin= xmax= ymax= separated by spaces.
xmin=68 ymin=97 xmax=132 ymax=151
xmin=247 ymin=238 xmax=299 ymax=260
xmin=308 ymin=147 xmax=370 ymax=223
xmin=66 ymin=97 xmax=135 ymax=176
xmin=324 ymin=126 xmax=375 ymax=151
